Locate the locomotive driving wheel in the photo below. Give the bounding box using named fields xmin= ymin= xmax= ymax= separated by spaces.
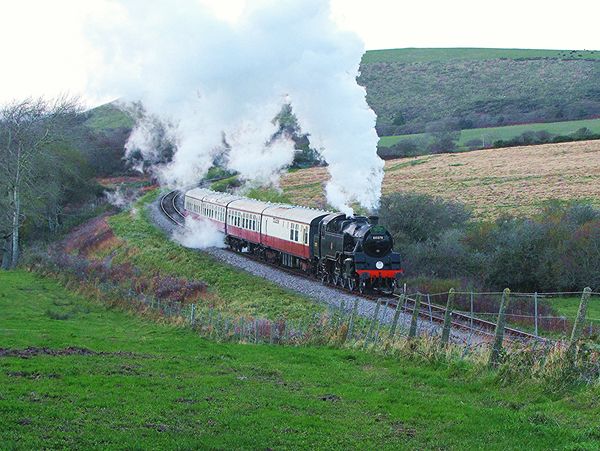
xmin=358 ymin=280 xmax=366 ymax=294
xmin=346 ymin=276 xmax=357 ymax=292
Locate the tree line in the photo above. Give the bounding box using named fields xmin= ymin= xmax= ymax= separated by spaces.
xmin=0 ymin=97 xmax=115 ymax=269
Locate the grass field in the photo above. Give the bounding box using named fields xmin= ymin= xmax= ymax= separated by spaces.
xmin=281 ymin=140 xmax=600 ymax=219
xmin=362 ymin=47 xmax=600 ymax=64
xmin=547 ymin=295 xmax=600 ymax=326
xmin=1 ymin=270 xmax=600 ymax=449
xmin=378 ymin=118 xmax=600 ymax=149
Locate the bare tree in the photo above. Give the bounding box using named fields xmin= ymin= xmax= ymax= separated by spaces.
xmin=0 ymin=96 xmax=82 ymax=269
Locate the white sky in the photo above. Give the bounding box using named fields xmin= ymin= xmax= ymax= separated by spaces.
xmin=1 ymin=0 xmax=599 ymax=106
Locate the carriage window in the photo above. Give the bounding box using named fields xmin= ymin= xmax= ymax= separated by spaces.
xmin=290 ymin=226 xmax=294 ymax=240
xmin=295 ymin=224 xmax=299 ymax=242
xmin=303 ymin=227 xmax=308 ymax=244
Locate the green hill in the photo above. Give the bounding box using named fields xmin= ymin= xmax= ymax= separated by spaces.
xmin=359 ymin=48 xmax=600 ymax=136
xmin=84 ymin=102 xmax=134 ymax=130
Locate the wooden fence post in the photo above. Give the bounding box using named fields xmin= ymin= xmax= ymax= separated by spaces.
xmin=390 ymin=294 xmax=404 ymax=337
xmin=440 ymin=289 xmax=455 ymax=346
xmin=347 ymin=298 xmax=359 ymax=339
xmin=489 ymin=288 xmax=511 ymax=368
xmin=408 ymin=294 xmax=422 ymax=338
xmin=366 ymin=300 xmax=381 ymax=344
xmin=568 ymin=287 xmax=592 ymax=360
xmin=374 ymin=299 xmax=390 ymax=343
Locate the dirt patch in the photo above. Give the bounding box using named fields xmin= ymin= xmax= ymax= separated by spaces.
xmin=391 ymin=421 xmax=417 ymax=438
xmin=0 ymin=346 xmax=149 ymax=359
xmin=96 ymin=176 xmax=151 ymax=187
xmin=320 ymin=394 xmax=341 ymax=402
xmin=6 ymin=371 xmax=61 ymax=379
xmin=60 ymin=213 xmax=123 ymax=257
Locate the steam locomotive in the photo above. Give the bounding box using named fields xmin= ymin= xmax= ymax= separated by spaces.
xmin=184 ymin=188 xmax=403 ymax=293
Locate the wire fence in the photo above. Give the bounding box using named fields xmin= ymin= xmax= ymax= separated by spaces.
xmin=405 ymin=288 xmax=600 ymax=339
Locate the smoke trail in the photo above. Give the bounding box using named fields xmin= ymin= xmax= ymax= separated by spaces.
xmin=172 ymin=216 xmax=226 ymax=249
xmin=88 ymin=0 xmax=383 ymax=213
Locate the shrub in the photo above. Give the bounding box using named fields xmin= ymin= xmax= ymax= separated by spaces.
xmin=379 ymin=193 xmax=472 ymax=247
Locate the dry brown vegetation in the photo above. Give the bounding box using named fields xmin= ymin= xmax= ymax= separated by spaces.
xmin=281 ymin=140 xmax=600 ymax=218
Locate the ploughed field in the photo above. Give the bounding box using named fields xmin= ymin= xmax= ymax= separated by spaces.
xmin=281 ymin=140 xmax=600 ymax=219
xmin=2 ymin=271 xmax=600 ymax=449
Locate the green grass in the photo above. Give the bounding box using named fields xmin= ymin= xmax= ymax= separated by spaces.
xmin=84 ymin=103 xmax=134 ymax=130
xmin=378 ymin=118 xmax=600 ymax=149
xmin=362 ymin=48 xmax=600 ymax=64
xmin=546 ymin=295 xmax=600 ymax=326
xmin=106 ymin=191 xmax=322 ymax=321
xmin=1 ymin=270 xmax=600 ymax=449
xmin=246 ymin=186 xmax=291 ymax=203
xmin=210 ymin=175 xmax=240 ymax=192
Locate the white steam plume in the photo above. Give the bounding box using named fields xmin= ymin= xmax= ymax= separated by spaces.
xmin=88 ymin=0 xmax=383 ymax=213
xmin=172 ymin=216 xmax=226 ymax=249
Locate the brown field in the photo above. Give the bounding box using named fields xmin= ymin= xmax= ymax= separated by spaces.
xmin=281 ymin=140 xmax=600 ymax=218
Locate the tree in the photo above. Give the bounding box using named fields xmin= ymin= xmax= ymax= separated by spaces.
xmin=0 ymin=97 xmax=82 ymax=269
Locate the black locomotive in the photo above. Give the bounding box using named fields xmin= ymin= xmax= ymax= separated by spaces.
xmin=315 ymin=213 xmax=402 ymax=293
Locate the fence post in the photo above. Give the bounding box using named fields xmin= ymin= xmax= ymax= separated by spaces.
xmin=408 ymin=293 xmax=422 ymax=338
xmin=190 ymin=303 xmax=196 ymax=326
xmin=534 ymin=292 xmax=538 ymax=337
xmin=568 ymin=287 xmax=592 ymax=359
xmin=390 ymin=294 xmax=404 ymax=337
xmin=470 ymin=291 xmax=474 ymax=330
xmin=441 ymin=289 xmax=455 ymax=346
xmin=374 ymin=299 xmax=389 ymax=343
xmin=366 ymin=300 xmax=381 ymax=344
xmin=489 ymin=288 xmax=511 ymax=368
xmin=239 ymin=317 xmax=245 ymax=341
xmin=427 ymin=294 xmax=433 ymax=325
xmin=348 ymin=298 xmax=359 ymax=339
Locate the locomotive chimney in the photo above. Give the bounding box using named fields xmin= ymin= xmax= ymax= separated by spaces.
xmin=369 ymin=215 xmax=379 ymax=225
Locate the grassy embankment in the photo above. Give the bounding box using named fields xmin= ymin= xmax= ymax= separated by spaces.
xmin=547 ymin=296 xmax=600 ymax=326
xmin=100 ymin=190 xmax=323 ymax=321
xmin=1 ymin=270 xmax=600 ymax=449
xmin=378 ymin=117 xmax=600 ymax=149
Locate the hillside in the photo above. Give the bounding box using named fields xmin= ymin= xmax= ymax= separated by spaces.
xmin=359 ymin=48 xmax=600 ymax=136
xmin=280 ymin=140 xmax=600 ymax=218
xmin=84 ymin=102 xmax=134 ymax=130
xmin=2 ymin=270 xmax=599 ymax=449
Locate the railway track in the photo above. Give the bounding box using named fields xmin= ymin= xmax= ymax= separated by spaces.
xmin=159 ymin=189 xmax=542 ymax=343
xmin=160 ymin=190 xmax=185 ymax=226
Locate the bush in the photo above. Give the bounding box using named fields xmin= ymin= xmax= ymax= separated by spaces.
xmin=377 ymin=138 xmax=429 ymax=159
xmin=379 ymin=193 xmax=472 ymax=247
xmin=379 ymin=193 xmax=600 ymax=291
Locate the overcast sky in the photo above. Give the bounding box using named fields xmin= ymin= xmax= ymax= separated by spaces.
xmin=1 ymin=0 xmax=599 ymax=106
